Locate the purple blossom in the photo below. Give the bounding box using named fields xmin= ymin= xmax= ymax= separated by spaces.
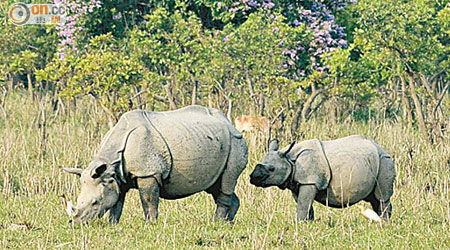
xmin=113 ymin=12 xmax=122 ymax=20
xmin=339 ymin=40 xmax=348 ymax=46
xmin=56 ymin=0 xmax=102 ymax=61
xmin=263 ymin=2 xmax=275 ymax=9
xmin=223 ymin=35 xmax=230 ymax=42
xmin=275 ymin=1 xmax=352 ymax=72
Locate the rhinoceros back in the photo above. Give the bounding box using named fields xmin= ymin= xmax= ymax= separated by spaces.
xmin=98 ymin=106 xmax=233 ymax=198
xmin=143 ymin=106 xmax=231 ymax=198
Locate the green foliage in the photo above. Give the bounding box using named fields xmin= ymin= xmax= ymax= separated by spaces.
xmin=0 ymin=0 xmax=57 ymax=87
xmin=2 ymin=0 xmax=449 ymax=138
xmin=37 ymin=33 xmax=147 ymax=115
xmin=48 ymin=7 xmax=311 ymax=115
xmin=204 ymin=11 xmax=310 ymax=114
xmin=350 ymin=0 xmax=449 ymax=75
xmin=320 ymin=0 xmax=450 ymax=123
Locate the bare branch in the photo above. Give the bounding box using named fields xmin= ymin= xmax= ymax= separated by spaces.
xmin=433 ymin=82 xmax=449 ymax=118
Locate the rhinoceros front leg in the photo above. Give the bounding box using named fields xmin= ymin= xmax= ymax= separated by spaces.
xmin=108 ymin=191 xmax=126 ymax=224
xmin=137 ymin=177 xmax=160 ymax=222
xmin=296 ymin=184 xmax=318 ymax=221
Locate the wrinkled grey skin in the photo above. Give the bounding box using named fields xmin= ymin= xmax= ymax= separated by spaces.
xmin=250 ymin=135 xmax=396 ymax=221
xmin=64 ymin=105 xmax=248 ymax=224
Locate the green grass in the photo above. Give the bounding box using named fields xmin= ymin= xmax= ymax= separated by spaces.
xmin=1 ymin=92 xmax=449 ymax=249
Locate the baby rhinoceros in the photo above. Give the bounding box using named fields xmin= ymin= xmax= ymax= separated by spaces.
xmin=250 ymin=135 xmax=395 ymax=221
xmin=63 ymin=105 xmax=248 ymax=224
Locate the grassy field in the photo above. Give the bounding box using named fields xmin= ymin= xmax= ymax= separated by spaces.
xmin=1 ymin=92 xmax=449 ymax=249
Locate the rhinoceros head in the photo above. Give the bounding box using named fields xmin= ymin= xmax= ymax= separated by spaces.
xmin=63 ymin=157 xmax=122 ymax=223
xmin=250 ymin=140 xmax=296 ymax=188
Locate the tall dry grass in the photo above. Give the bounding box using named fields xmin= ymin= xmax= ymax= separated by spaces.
xmin=0 ymin=91 xmax=449 ymax=249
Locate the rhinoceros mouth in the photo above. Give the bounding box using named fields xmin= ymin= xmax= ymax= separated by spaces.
xmin=249 ymin=175 xmax=268 ymax=187
xmin=72 ymin=207 xmax=107 ymax=223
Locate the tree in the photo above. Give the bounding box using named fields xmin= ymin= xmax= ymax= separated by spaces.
xmin=325 ymin=0 xmax=449 ymax=143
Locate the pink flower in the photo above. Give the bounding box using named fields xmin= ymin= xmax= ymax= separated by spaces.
xmin=264 ymin=2 xmax=275 ymax=9
xmin=113 ymin=12 xmax=122 ymax=20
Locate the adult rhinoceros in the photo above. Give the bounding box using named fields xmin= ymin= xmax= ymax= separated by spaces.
xmin=63 ymin=105 xmax=248 ymax=224
xmin=250 ymin=135 xmax=395 ymax=221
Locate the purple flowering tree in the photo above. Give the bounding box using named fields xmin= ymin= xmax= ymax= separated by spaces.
xmin=216 ymin=0 xmax=355 ymax=76
xmin=213 ymin=0 xmax=355 ymax=128
xmin=55 ymin=0 xmax=102 ymax=61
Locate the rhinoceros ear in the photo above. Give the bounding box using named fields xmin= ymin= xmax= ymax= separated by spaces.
xmin=268 ymin=139 xmax=279 ymax=151
xmin=62 ymin=168 xmax=83 ymax=177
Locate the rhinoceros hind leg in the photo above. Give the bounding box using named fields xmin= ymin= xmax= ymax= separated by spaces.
xmin=227 ymin=193 xmax=240 ymax=221
xmin=206 ymin=179 xmax=231 ymax=221
xmin=372 ymin=156 xmax=395 ymax=220
xmin=365 ymin=191 xmax=392 ymax=220
xmin=206 ymin=137 xmax=247 ymax=221
xmin=220 ymin=138 xmax=247 ymax=195
xmin=137 ymin=177 xmax=160 ymax=222
xmin=220 ymin=138 xmax=248 ymax=221
xmin=379 ymin=199 xmax=392 ymax=220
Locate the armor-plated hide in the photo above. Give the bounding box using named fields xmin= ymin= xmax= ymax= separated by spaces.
xmin=96 ymin=106 xmax=242 ymax=198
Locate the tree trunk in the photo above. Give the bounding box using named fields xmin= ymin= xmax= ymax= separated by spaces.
xmin=245 ymin=74 xmax=257 ymax=114
xmin=8 ymin=74 xmax=15 ymax=90
xmin=291 ymin=102 xmax=303 ymax=136
xmin=301 ymin=82 xmax=321 ymax=123
xmin=208 ymin=87 xmax=213 ymax=108
xmin=400 ymin=76 xmax=413 ymax=125
xmin=0 ymin=88 xmax=8 ymax=123
xmin=164 ymin=81 xmax=177 ymax=110
xmin=27 ymin=71 xmax=33 ymax=98
xmin=407 ymin=74 xmax=431 ymax=143
xmin=227 ymin=98 xmax=232 ymax=121
xmin=191 ymin=81 xmax=197 ymax=105
xmin=258 ymin=92 xmax=264 ymax=116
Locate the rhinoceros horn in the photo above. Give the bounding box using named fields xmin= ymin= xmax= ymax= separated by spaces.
xmin=63 ymin=167 xmax=83 ymax=176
